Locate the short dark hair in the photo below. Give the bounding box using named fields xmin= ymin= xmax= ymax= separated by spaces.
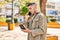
xmin=27 ymin=3 xmax=36 ymax=7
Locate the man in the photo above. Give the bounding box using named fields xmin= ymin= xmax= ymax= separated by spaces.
xmin=22 ymin=3 xmax=47 ymax=40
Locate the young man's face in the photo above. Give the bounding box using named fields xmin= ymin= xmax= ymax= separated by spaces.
xmin=28 ymin=4 xmax=37 ymax=14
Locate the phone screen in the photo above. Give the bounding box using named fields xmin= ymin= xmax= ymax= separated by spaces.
xmin=28 ymin=12 xmax=31 ymax=16
xmin=19 ymin=24 xmax=26 ymax=30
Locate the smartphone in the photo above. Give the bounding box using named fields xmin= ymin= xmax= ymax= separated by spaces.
xmin=28 ymin=12 xmax=31 ymax=16
xmin=19 ymin=24 xmax=26 ymax=30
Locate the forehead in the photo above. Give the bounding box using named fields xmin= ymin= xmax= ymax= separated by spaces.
xmin=32 ymin=4 xmax=36 ymax=6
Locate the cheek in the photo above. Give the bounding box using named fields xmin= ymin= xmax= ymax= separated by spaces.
xmin=32 ymin=8 xmax=36 ymax=11
xmin=29 ymin=9 xmax=32 ymax=12
xmin=32 ymin=7 xmax=36 ymax=10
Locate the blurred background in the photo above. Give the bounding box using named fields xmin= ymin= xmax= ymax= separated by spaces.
xmin=0 ymin=0 xmax=60 ymax=40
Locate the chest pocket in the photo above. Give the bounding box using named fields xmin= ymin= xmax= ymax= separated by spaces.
xmin=29 ymin=13 xmax=39 ymax=29
xmin=32 ymin=16 xmax=39 ymax=29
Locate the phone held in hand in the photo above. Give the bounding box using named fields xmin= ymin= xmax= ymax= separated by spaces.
xmin=19 ymin=24 xmax=26 ymax=30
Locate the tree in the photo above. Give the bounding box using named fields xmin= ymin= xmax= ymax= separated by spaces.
xmin=40 ymin=0 xmax=47 ymax=16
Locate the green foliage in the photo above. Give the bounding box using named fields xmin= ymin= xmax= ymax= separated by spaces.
xmin=14 ymin=18 xmax=18 ymax=23
xmin=21 ymin=6 xmax=28 ymax=16
xmin=5 ymin=0 xmax=9 ymax=2
xmin=6 ymin=20 xmax=11 ymax=23
xmin=50 ymin=19 xmax=56 ymax=22
xmin=18 ymin=0 xmax=29 ymax=16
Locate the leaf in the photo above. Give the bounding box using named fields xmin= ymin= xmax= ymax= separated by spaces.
xmin=22 ymin=6 xmax=28 ymax=16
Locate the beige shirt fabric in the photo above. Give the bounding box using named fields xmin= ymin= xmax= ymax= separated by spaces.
xmin=27 ymin=12 xmax=47 ymax=40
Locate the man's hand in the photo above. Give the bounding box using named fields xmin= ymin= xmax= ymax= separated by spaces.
xmin=21 ymin=28 xmax=32 ymax=33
